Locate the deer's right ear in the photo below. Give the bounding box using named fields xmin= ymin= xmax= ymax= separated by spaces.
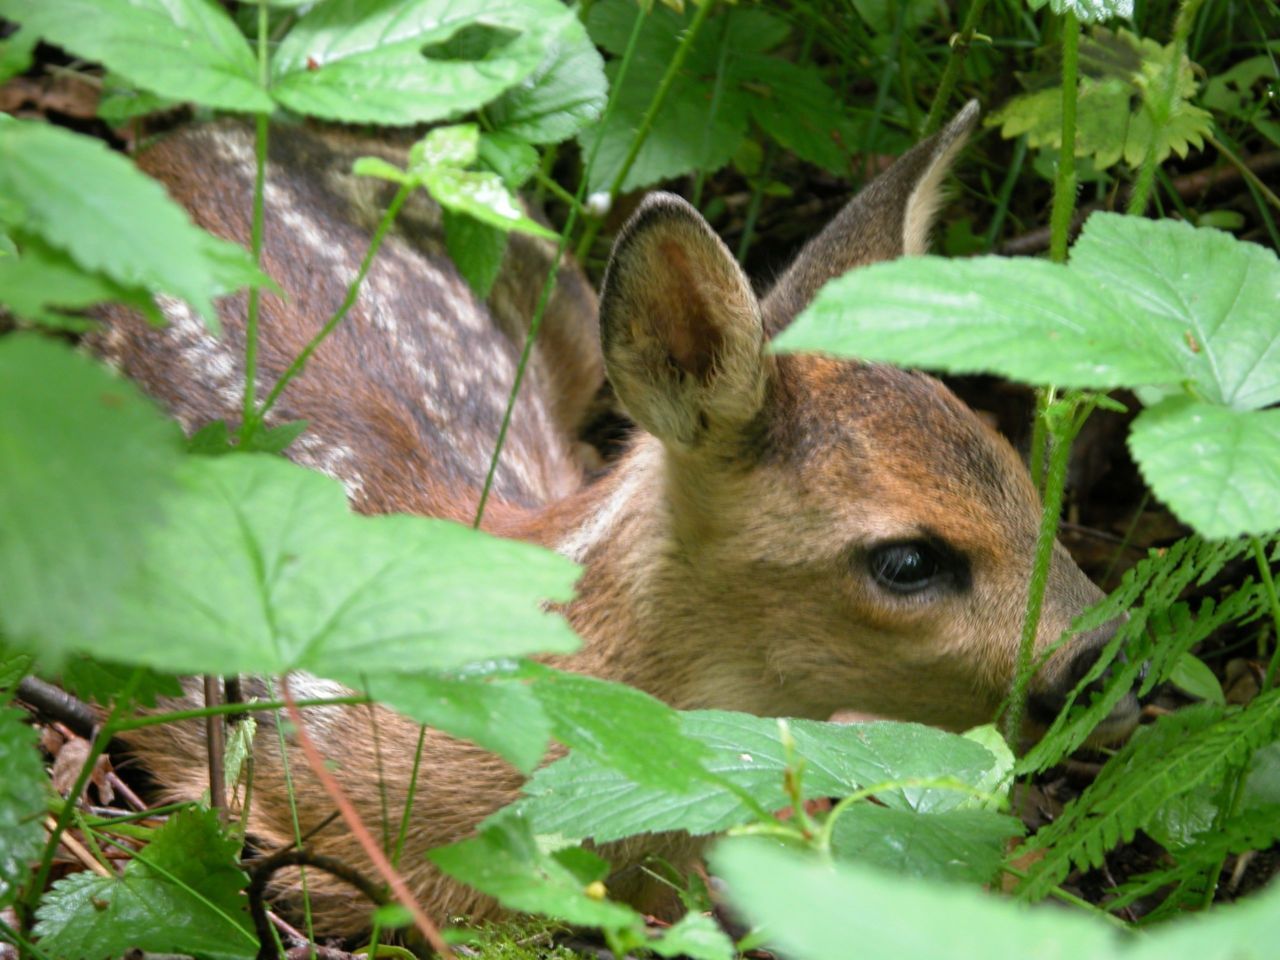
xmin=599 ymin=193 xmax=767 ymax=450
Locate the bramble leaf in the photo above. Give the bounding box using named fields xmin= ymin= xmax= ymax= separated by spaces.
xmin=0 ymin=708 xmax=45 ymax=908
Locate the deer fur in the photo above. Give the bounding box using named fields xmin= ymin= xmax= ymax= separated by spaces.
xmin=91 ymin=103 xmax=1137 ymax=940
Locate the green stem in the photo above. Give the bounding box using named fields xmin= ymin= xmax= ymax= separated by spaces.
xmin=1028 ymin=386 xmax=1053 ymax=493
xmin=921 ymin=0 xmax=991 ymax=136
xmin=0 ymin=916 xmax=54 ymax=960
xmin=1207 ymin=132 xmax=1280 ymax=214
xmin=1127 ymin=0 xmax=1206 ymax=217
xmin=734 ymin=144 xmax=776 ymax=264
xmin=573 ymin=0 xmax=717 ymax=263
xmin=240 ymin=1 xmax=272 ymax=446
xmin=1004 ymin=397 xmax=1096 ymax=748
xmin=1048 ymin=11 xmax=1079 ymax=263
xmin=257 ymin=184 xmax=412 ymax=420
xmin=1001 ymin=866 xmax=1132 ymax=927
xmin=472 ymin=3 xmax=648 ymax=527
xmin=1254 ymin=537 xmax=1280 ymax=691
xmin=113 ymin=694 xmax=370 ymax=731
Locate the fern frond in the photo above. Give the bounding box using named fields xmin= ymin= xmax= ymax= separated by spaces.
xmin=1017 ymin=690 xmax=1280 ymax=902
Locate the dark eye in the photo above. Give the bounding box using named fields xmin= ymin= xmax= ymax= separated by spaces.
xmin=868 ymin=542 xmax=946 ymax=594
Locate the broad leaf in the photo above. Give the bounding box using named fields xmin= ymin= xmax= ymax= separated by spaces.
xmin=712 ymin=839 xmax=1117 ymax=960
xmin=1026 ymin=0 xmax=1135 ymax=23
xmin=0 ymin=0 xmax=270 ymax=113
xmin=429 ymin=813 xmax=640 ymax=929
xmin=33 ymin=809 xmax=256 ymax=960
xmin=510 ymin=712 xmax=998 ymax=841
xmin=486 ymin=18 xmax=607 ymax=144
xmin=1129 ymin=400 xmax=1280 ymax=538
xmin=59 ymin=657 xmax=184 ymax=711
xmin=0 ymin=234 xmax=160 ymax=327
xmin=271 ymin=0 xmax=578 ymax=125
xmin=0 ymin=708 xmax=45 ymax=908
xmin=93 ymin=455 xmax=581 ymax=678
xmin=0 ymin=336 xmax=183 ymax=659
xmin=829 ymin=806 xmax=1024 ymax=884
xmin=0 ymin=120 xmax=265 ymax=325
xmin=443 ymin=210 xmax=508 ymax=298
xmin=650 ymin=911 xmax=735 ymax=960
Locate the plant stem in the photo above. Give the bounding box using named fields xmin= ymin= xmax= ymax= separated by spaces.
xmin=240 ymin=1 xmax=272 ymax=446
xmin=1127 ymin=0 xmax=1206 ymax=217
xmin=1004 ymin=397 xmax=1096 ymax=748
xmin=473 ymin=3 xmax=648 ymax=527
xmin=114 ymin=694 xmax=370 ymax=731
xmin=921 ymin=0 xmax=991 ymax=136
xmin=258 ymin=183 xmax=411 ymax=419
xmin=1207 ymin=132 xmax=1280 ymax=214
xmin=1048 ymin=11 xmax=1079 ymax=263
xmin=573 ymin=0 xmax=717 ymax=263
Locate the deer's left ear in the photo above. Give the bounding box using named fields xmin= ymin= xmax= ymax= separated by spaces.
xmin=599 ymin=193 xmax=767 ymax=450
xmin=762 ymin=101 xmax=980 ymax=334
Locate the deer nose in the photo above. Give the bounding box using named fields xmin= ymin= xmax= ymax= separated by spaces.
xmin=1027 ymin=619 xmax=1135 ymax=728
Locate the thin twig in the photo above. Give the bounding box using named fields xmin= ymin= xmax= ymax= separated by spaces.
xmin=43 ymin=816 xmax=112 ymax=878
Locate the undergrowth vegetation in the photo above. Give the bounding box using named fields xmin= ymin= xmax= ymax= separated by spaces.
xmin=1 ymin=0 xmax=1279 ymax=958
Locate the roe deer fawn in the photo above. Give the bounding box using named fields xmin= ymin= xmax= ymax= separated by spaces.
xmin=90 ymin=103 xmax=1138 ymax=939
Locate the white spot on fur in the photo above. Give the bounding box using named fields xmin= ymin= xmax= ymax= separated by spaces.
xmin=292 ymin=433 xmax=366 ymax=500
xmin=555 ymin=444 xmax=654 ymax=562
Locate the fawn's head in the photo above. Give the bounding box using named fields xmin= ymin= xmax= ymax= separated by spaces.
xmin=594 ymin=104 xmax=1138 ymax=740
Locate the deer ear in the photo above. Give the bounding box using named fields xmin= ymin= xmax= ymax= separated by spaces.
xmin=600 ymin=193 xmax=766 ymax=449
xmin=762 ymin=101 xmax=980 ymax=335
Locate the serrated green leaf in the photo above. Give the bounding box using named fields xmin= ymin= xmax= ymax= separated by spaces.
xmin=362 ymin=667 xmax=551 ymax=773
xmin=271 ymin=0 xmax=577 ymax=125
xmin=830 ymin=806 xmax=1024 ymax=884
xmin=33 ymin=808 xmax=256 ymax=959
xmin=478 ymin=132 xmax=540 ymax=189
xmin=429 ymin=813 xmax=641 ymax=929
xmin=1069 ymin=215 xmax=1280 ymax=410
xmin=97 ymin=73 xmax=182 ymax=126
xmin=443 ymin=209 xmax=509 ymax=299
xmin=0 ymin=336 xmax=184 ymax=660
xmin=93 ymin=454 xmax=581 ymax=678
xmin=510 ymin=712 xmax=997 ymax=842
xmin=424 ymin=168 xmax=556 ymax=238
xmin=712 ymin=839 xmax=1118 ymax=960
xmin=740 ymin=56 xmax=852 ymax=174
xmin=0 ymin=707 xmax=46 ymax=908
xmin=486 ymin=18 xmax=607 ymax=144
xmin=650 ymin=910 xmax=735 ymax=960
xmin=0 ymin=0 xmax=270 ymax=113
xmin=412 ymin=124 xmax=480 ymax=172
xmin=0 ymin=120 xmax=266 ymax=325
xmin=849 ymin=0 xmax=939 ymax=33
xmin=1129 ymin=400 xmax=1280 ymax=538
xmin=0 ymin=234 xmax=161 ymax=327
xmin=58 ymin=657 xmax=183 ymax=710
xmin=1026 ymin=0 xmax=1134 ymax=22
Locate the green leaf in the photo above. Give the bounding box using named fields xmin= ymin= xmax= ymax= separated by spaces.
xmin=0 ymin=707 xmax=46 ymax=908
xmin=0 ymin=23 xmax=36 ymax=82
xmin=486 ymin=18 xmax=607 ymax=144
xmin=478 ymin=132 xmax=540 ymax=189
xmin=271 ymin=0 xmax=579 ymax=126
xmin=352 ymin=156 xmax=413 ymax=185
xmin=424 ymin=168 xmax=556 ymax=238
xmin=829 ymin=806 xmax=1024 ymax=884
xmin=429 ymin=813 xmax=642 ymax=929
xmin=0 ymin=120 xmax=266 ymax=325
xmin=1167 ymin=652 xmax=1226 ymax=705
xmin=0 ymin=336 xmax=183 ymax=660
xmin=97 ymin=73 xmax=183 ymax=126
xmin=511 ymin=712 xmax=997 ymax=842
xmin=33 ymin=808 xmax=256 ymax=960
xmin=362 ymin=666 xmax=551 ymax=774
xmin=412 ymin=124 xmax=480 ymax=171
xmin=522 ymin=665 xmax=711 ymax=793
xmin=0 ymin=0 xmax=270 ymax=113
xmin=1129 ymin=400 xmax=1280 ymax=538
xmin=1069 ymin=215 xmax=1280 ymax=410
xmin=58 ymin=657 xmax=183 ymax=710
xmin=712 ymin=839 xmax=1117 ymax=960
xmin=0 ymin=234 xmax=161 ymax=327
xmin=849 ymin=0 xmax=939 ymax=33
xmin=1026 ymin=0 xmax=1134 ymax=23
xmin=740 ymin=56 xmax=851 ymax=174
xmin=443 ymin=209 xmax=509 ymax=299
xmin=93 ymin=454 xmax=581 ymax=678
xmin=649 ymin=911 xmax=735 ymax=960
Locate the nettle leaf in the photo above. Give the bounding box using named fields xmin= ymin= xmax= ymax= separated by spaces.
xmin=0 ymin=0 xmax=270 ymax=113
xmin=0 ymin=336 xmax=184 ymax=661
xmin=486 ymin=16 xmax=607 ymax=144
xmin=271 ymin=0 xmax=578 ymax=125
xmin=778 ymin=215 xmax=1280 ymax=406
xmin=711 ymin=839 xmax=1119 ymax=960
xmin=1026 ymin=0 xmax=1134 ymax=22
xmin=0 ymin=707 xmax=46 ymax=908
xmin=988 ymin=28 xmax=1208 ymax=170
xmin=1129 ymin=400 xmax=1280 ymax=538
xmin=33 ymin=808 xmax=256 ymax=960
xmin=0 ymin=120 xmax=266 ymax=326
xmin=1069 ymin=215 xmax=1280 ymax=410
xmin=429 ymin=813 xmax=641 ymax=930
xmin=509 ymin=712 xmax=997 ymax=842
xmin=829 ymin=806 xmax=1024 ymax=885
xmin=92 ymin=454 xmax=581 ymax=679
